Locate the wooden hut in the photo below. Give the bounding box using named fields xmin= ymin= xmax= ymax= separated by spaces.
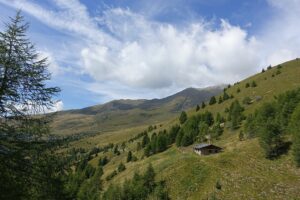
xmin=194 ymin=143 xmax=222 ymax=155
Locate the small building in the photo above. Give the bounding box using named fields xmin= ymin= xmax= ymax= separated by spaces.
xmin=194 ymin=143 xmax=222 ymax=155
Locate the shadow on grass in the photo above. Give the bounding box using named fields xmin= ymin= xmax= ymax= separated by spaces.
xmin=268 ymin=141 xmax=292 ymax=160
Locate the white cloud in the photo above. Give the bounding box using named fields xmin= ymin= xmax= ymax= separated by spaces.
xmin=49 ymin=100 xmax=64 ymax=112
xmin=37 ymin=51 xmax=61 ymax=76
xmin=82 ymin=11 xmax=260 ymax=89
xmin=261 ymin=0 xmax=300 ymax=65
xmin=1 ymin=0 xmax=300 ymax=101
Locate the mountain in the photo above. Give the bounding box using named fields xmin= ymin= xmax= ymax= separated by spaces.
xmin=62 ymin=59 xmax=300 ymax=200
xmin=51 ymin=86 xmax=224 ymax=135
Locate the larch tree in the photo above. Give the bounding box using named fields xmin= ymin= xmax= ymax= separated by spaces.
xmin=0 ymin=11 xmax=63 ymax=199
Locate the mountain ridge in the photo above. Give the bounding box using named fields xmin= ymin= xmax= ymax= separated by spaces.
xmin=51 ymin=85 xmax=224 ymax=135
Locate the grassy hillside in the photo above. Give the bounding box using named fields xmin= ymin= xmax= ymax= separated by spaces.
xmin=63 ymin=59 xmax=300 ymax=199
xmin=51 ymin=86 xmax=223 ymax=136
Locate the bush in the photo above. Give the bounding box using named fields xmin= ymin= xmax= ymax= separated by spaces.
xmin=127 ymin=151 xmax=133 ymax=162
xmin=276 ymin=70 xmax=281 ymax=75
xmin=237 ymin=88 xmax=241 ymax=93
xmin=215 ymin=180 xmax=222 ymax=190
xmin=242 ymin=96 xmax=252 ymax=105
xmin=251 ymin=81 xmax=257 ymax=87
xmin=277 ymin=64 xmax=282 ymax=69
xmin=245 ymin=83 xmax=250 ymax=88
xmin=106 ymin=170 xmax=117 ymax=181
xmin=118 ymin=162 xmax=126 ymax=172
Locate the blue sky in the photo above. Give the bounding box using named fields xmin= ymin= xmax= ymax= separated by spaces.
xmin=0 ymin=0 xmax=299 ymax=110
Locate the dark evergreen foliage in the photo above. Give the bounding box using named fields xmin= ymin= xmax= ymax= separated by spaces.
xmin=118 ymin=162 xmax=126 ymax=172
xmin=209 ymin=96 xmax=217 ymax=105
xmin=102 ymin=164 xmax=169 ymax=200
xmin=179 ymin=111 xmax=188 ymax=124
xmin=227 ymin=100 xmax=245 ymax=129
xmin=127 ymin=151 xmax=133 ymax=162
xmin=289 ymin=104 xmax=300 ymax=167
xmin=196 ymin=104 xmax=200 ymax=111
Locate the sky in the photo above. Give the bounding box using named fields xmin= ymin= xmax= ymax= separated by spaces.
xmin=0 ymin=0 xmax=300 ymax=111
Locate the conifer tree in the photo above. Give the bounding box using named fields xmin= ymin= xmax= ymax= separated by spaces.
xmin=127 ymin=151 xmax=133 ymax=162
xmin=289 ymin=104 xmax=300 ymax=167
xmin=0 ymin=11 xmax=62 ymax=199
xmin=209 ymin=96 xmax=217 ymax=105
xmin=196 ymin=104 xmax=200 ymax=111
xmin=179 ymin=111 xmax=187 ymax=124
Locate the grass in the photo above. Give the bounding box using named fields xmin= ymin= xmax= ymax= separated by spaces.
xmin=58 ymin=59 xmax=300 ymax=199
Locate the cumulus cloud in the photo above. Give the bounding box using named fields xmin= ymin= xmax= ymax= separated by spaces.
xmin=261 ymin=0 xmax=300 ymax=65
xmin=82 ymin=10 xmax=260 ymax=89
xmin=1 ymin=0 xmax=300 ymax=101
xmin=49 ymin=101 xmax=64 ymax=113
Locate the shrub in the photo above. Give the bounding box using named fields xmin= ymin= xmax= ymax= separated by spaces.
xmin=98 ymin=156 xmax=109 ymax=167
xmin=245 ymin=83 xmax=250 ymax=88
xmin=251 ymin=81 xmax=257 ymax=87
xmin=106 ymin=170 xmax=117 ymax=181
xmin=127 ymin=151 xmax=133 ymax=162
xmin=118 ymin=162 xmax=126 ymax=172
xmin=276 ymin=70 xmax=281 ymax=75
xmin=242 ymin=96 xmax=252 ymax=105
xmin=215 ymin=180 xmax=222 ymax=190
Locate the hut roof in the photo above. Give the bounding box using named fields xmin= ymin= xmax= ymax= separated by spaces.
xmin=194 ymin=143 xmax=222 ymax=150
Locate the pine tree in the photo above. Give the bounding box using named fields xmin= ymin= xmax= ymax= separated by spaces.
xmin=209 ymin=96 xmax=217 ymax=105
xmin=156 ymin=134 xmax=168 ymax=152
xmin=127 ymin=151 xmax=133 ymax=162
xmin=179 ymin=111 xmax=187 ymax=124
xmin=223 ymin=92 xmax=230 ymax=100
xmin=143 ymin=164 xmax=156 ymax=193
xmin=196 ymin=104 xmax=200 ymax=112
xmin=228 ymin=100 xmax=244 ymax=129
xmin=218 ymin=96 xmax=223 ymax=104
xmin=142 ymin=134 xmax=150 ymax=148
xmin=259 ymin=120 xmax=283 ymax=159
xmin=201 ymin=101 xmax=206 ymax=109
xmin=0 ymin=11 xmax=62 ymax=199
xmin=289 ymin=104 xmax=300 ymax=167
xmin=175 ymin=130 xmax=184 ymax=147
